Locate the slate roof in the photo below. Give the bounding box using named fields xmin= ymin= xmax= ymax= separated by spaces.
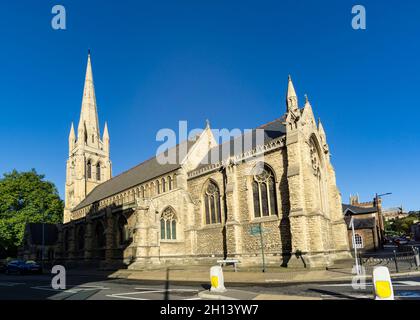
xmin=73 ymin=139 xmax=197 ymax=211
xmin=73 ymin=118 xmax=286 ymax=212
xmin=342 ymin=204 xmax=378 ymax=215
xmin=27 ymin=223 xmax=58 ymax=246
xmin=344 ymin=216 xmax=376 ymax=230
xmin=194 ymin=117 xmax=286 ymax=171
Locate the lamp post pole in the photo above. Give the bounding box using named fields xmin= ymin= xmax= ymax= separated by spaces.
xmin=376 ymin=192 xmax=392 ymax=247
xmin=350 ymin=217 xmax=360 ymax=275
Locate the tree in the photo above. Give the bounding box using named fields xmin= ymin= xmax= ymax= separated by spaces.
xmin=0 ymin=169 xmax=63 ymax=257
xmin=385 ymin=215 xmax=419 ymax=236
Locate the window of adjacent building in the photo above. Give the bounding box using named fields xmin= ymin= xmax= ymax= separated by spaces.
xmin=160 ymin=207 xmax=177 ymax=240
xmin=204 ymin=181 xmax=222 ymax=225
xmin=96 ymin=163 xmax=101 ymax=181
xmin=354 ymin=234 xmax=364 ymax=249
xmin=252 ymin=165 xmax=278 ymax=218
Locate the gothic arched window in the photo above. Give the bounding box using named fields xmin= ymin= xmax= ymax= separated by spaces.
xmin=160 ymin=207 xmax=177 ymax=240
xmin=156 ymin=180 xmax=160 ymax=194
xmin=96 ymin=163 xmax=101 ymax=181
xmin=168 ymin=176 xmax=173 ymax=191
xmin=95 ymin=222 xmax=106 ymax=248
xmin=309 ymin=136 xmax=326 ymax=213
xmin=76 ymin=225 xmax=85 ymax=251
xmin=252 ymin=164 xmax=278 ymax=218
xmin=161 ymin=178 xmax=166 ymax=193
xmin=117 ymin=215 xmax=129 ymax=245
xmin=87 ymin=160 xmax=92 ymax=179
xmin=204 ymin=181 xmax=222 ymax=225
xmin=63 ymin=229 xmax=69 ymax=253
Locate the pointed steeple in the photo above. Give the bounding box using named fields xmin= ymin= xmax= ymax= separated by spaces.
xmin=78 ymin=51 xmax=100 ymax=146
xmin=69 ymin=122 xmax=75 ymax=140
xmin=68 ymin=122 xmax=76 ymax=154
xmin=318 ymin=118 xmax=326 ymax=139
xmin=286 ymin=75 xmax=299 ymax=113
xmin=103 ymin=122 xmax=110 ymax=153
xmin=103 ymin=122 xmax=109 ymax=140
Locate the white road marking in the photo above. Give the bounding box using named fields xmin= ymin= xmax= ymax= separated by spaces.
xmin=320 ymin=283 xmax=373 ymax=287
xmin=394 ymin=281 xmax=420 ymax=286
xmin=31 ymin=286 xmax=78 ymax=293
xmin=0 ymin=282 xmax=25 ymax=287
xmin=106 ymin=293 xmax=148 ymax=300
xmin=321 ymin=294 xmax=371 ymax=300
xmin=106 ymin=287 xmax=200 ymax=301
xmin=31 ymin=284 xmax=109 ymax=294
xmin=321 ymin=281 xmax=420 ymax=288
xmin=134 ymin=287 xmax=198 ymax=292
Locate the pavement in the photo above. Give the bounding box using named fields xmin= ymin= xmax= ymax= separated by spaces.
xmin=105 ymin=261 xmax=420 ymax=286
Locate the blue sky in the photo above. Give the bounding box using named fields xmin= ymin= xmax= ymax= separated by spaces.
xmin=0 ymin=0 xmax=419 ymax=210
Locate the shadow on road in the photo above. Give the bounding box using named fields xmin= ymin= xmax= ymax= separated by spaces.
xmin=307 ymin=288 xmax=368 ymax=300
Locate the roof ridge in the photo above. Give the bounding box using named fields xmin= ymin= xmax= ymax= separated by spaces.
xmin=257 ymin=116 xmax=286 ymax=129
xmin=72 ymin=138 xmax=198 ymax=211
xmin=98 ymin=138 xmax=196 ymax=185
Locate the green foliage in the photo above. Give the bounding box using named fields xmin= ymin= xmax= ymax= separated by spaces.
xmin=385 ymin=215 xmax=419 ymax=236
xmin=0 ymin=169 xmax=63 ymax=253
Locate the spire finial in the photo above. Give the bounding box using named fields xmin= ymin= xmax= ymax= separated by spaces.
xmin=206 ymin=119 xmax=210 ymax=129
xmin=286 ymin=75 xmax=298 ymax=112
xmin=88 ymin=48 xmax=91 ymax=56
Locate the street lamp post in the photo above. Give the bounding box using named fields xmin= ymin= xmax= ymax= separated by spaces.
xmin=350 ymin=217 xmax=360 ymax=275
xmin=375 ymin=192 xmax=392 ymax=248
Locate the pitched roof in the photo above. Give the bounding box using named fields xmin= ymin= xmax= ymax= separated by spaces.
xmin=194 ymin=118 xmax=286 ymax=171
xmin=344 ymin=216 xmax=376 ymax=230
xmin=27 ymin=223 xmax=58 ymax=246
xmin=73 ymin=139 xmax=197 ymax=211
xmin=342 ymin=204 xmax=378 ymax=215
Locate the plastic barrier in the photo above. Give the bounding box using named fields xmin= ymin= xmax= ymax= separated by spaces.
xmin=210 ymin=265 xmax=226 ymax=293
xmin=373 ymin=266 xmax=394 ymax=300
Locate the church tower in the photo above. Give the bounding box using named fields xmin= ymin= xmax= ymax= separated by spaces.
xmin=64 ymin=52 xmax=112 ymax=223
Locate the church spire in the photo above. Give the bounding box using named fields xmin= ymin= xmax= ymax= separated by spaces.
xmin=78 ymin=51 xmax=100 ymax=146
xmin=286 ymin=75 xmax=299 ymax=113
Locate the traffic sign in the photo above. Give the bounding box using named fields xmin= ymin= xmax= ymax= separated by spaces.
xmin=250 ymin=225 xmax=264 ymax=235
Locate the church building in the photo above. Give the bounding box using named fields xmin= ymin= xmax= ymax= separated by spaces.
xmin=57 ymin=53 xmax=350 ymax=269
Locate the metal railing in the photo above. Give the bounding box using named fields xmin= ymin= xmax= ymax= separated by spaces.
xmin=359 ymin=246 xmax=420 ymax=273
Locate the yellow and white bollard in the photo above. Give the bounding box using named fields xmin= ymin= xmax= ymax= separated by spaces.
xmin=210 ymin=265 xmax=226 ymax=293
xmin=373 ymin=266 xmax=394 ymax=300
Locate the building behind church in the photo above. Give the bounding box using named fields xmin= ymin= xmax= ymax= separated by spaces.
xmin=52 ymin=53 xmax=350 ymax=269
